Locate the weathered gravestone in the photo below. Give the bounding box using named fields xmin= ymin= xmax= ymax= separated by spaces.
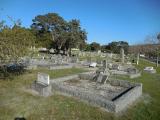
xmin=126 ymin=68 xmax=138 ymax=74
xmin=102 ymin=60 xmax=107 ymax=68
xmin=37 ymin=73 xmax=50 ymax=85
xmin=120 ymin=48 xmax=125 ymax=64
xmin=144 ymin=66 xmax=156 ymax=73
xmin=96 ymin=73 xmax=108 ymax=84
xmin=31 ymin=73 xmax=52 ymax=97
xmin=112 ymin=64 xmax=120 ymax=70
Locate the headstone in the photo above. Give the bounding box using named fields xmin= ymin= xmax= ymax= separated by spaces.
xmin=37 ymin=73 xmax=50 ymax=85
xmin=96 ymin=74 xmax=107 ymax=84
xmin=137 ymin=53 xmax=140 ymax=65
xmin=127 ymin=68 xmax=138 ymax=74
xmin=102 ymin=60 xmax=107 ymax=68
xmin=89 ymin=62 xmax=97 ymax=67
xmin=144 ymin=67 xmax=153 ymax=71
xmin=120 ymin=48 xmax=124 ymax=64
xmin=112 ymin=64 xmax=119 ymax=70
xmin=31 ymin=73 xmax=51 ymax=97
xmin=108 ymin=63 xmax=113 ymax=69
xmin=144 ymin=66 xmax=156 ymax=73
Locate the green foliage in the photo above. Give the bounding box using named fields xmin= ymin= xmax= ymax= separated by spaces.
xmin=90 ymin=42 xmax=100 ymax=51
xmin=0 ymin=25 xmax=35 ymax=63
xmin=84 ymin=43 xmax=91 ymax=51
xmin=1 ymin=61 xmax=160 ymax=119
xmin=31 ymin=13 xmax=87 ymax=55
xmin=107 ymin=41 xmax=129 ymax=54
xmin=83 ymin=42 xmax=100 ymax=51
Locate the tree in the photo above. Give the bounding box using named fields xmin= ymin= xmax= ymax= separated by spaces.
xmin=90 ymin=42 xmax=100 ymax=51
xmin=0 ymin=24 xmax=35 ymax=63
xmin=31 ymin=13 xmax=87 ymax=56
xmin=83 ymin=43 xmax=91 ymax=51
xmin=107 ymin=41 xmax=129 ymax=54
xmin=31 ymin=13 xmax=66 ymax=49
xmin=62 ymin=19 xmax=87 ymax=55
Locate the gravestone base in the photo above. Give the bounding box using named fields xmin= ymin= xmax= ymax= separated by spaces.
xmin=31 ymin=81 xmax=52 ymax=97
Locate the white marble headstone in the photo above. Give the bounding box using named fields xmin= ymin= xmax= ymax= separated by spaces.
xmin=37 ymin=73 xmax=50 ymax=85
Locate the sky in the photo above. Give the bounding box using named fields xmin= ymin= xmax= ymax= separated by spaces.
xmin=0 ymin=0 xmax=160 ymax=45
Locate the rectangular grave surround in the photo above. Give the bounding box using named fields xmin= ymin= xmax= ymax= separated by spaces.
xmin=51 ymin=73 xmax=142 ymax=113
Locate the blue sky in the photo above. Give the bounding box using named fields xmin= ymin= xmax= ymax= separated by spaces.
xmin=0 ymin=0 xmax=160 ymax=45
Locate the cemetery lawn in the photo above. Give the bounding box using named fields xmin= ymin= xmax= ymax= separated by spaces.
xmin=0 ymin=60 xmax=160 ymax=120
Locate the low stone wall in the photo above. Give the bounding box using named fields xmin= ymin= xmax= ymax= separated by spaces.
xmin=51 ymin=74 xmax=78 ymax=83
xmin=110 ymin=70 xmax=141 ymax=79
xmin=114 ymin=84 xmax=142 ymax=112
xmin=49 ymin=64 xmax=73 ymax=70
xmin=109 ymin=79 xmax=140 ymax=88
xmin=52 ymin=82 xmax=116 ymax=112
xmin=110 ymin=70 xmax=128 ymax=75
xmin=78 ymin=72 xmax=95 ymax=80
xmin=52 ymin=81 xmax=142 ymax=113
xmin=51 ymin=73 xmax=142 ymax=113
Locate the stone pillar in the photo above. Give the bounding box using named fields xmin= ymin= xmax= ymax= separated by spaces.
xmin=120 ymin=48 xmax=124 ymax=64
xmin=103 ymin=60 xmax=107 ymax=69
xmin=137 ymin=53 xmax=139 ymax=65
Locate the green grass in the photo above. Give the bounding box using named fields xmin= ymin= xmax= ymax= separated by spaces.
xmin=0 ymin=60 xmax=160 ymax=120
xmin=31 ymin=67 xmax=87 ymax=79
xmin=110 ymin=59 xmax=160 ymax=120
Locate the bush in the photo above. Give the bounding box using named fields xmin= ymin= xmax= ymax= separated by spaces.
xmin=0 ymin=63 xmax=26 ymax=79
